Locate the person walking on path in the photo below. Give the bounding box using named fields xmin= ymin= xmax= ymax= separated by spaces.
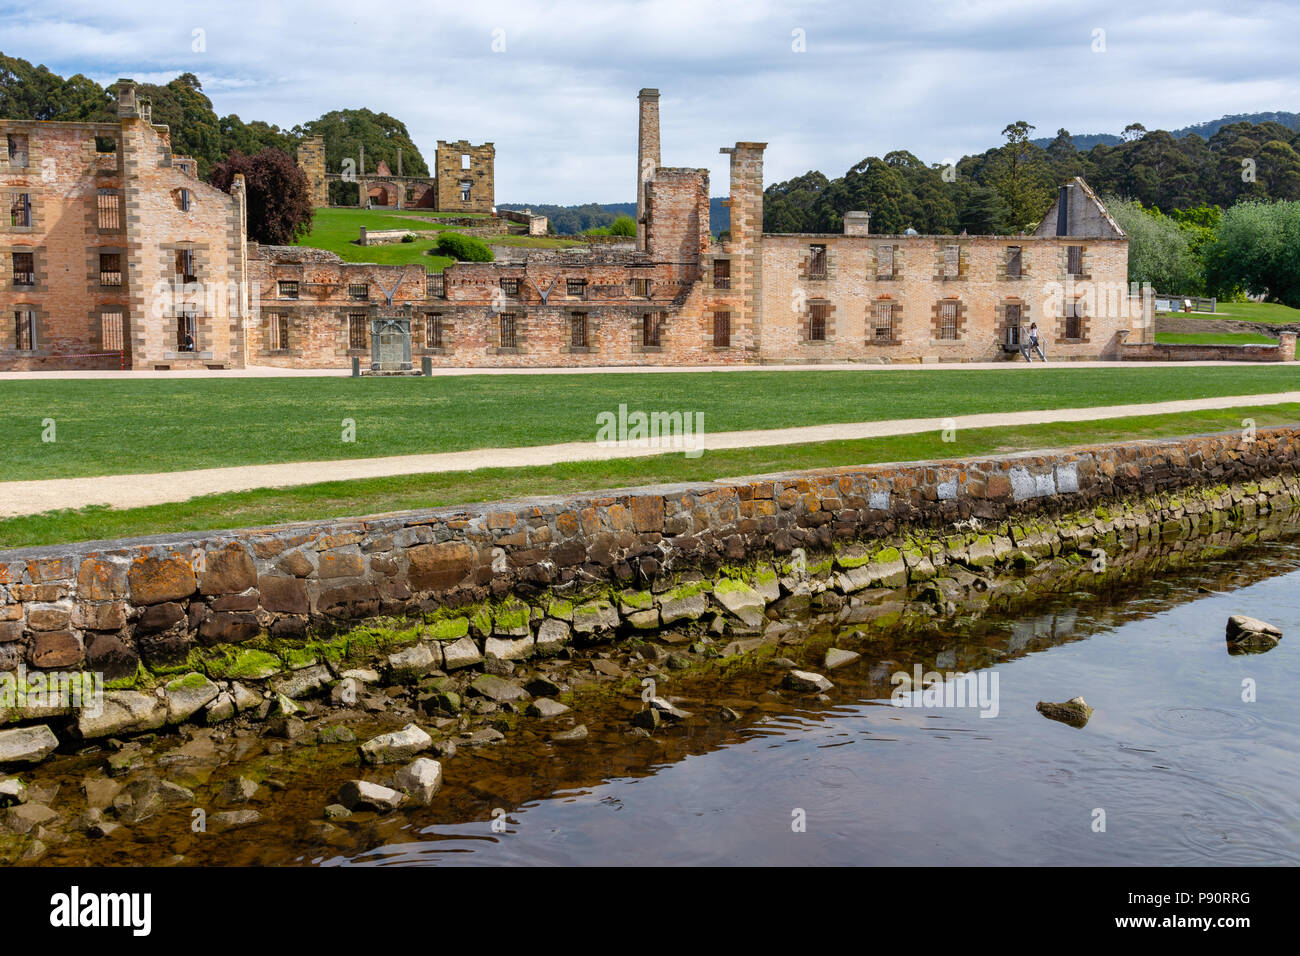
xmin=1022 ymin=322 xmax=1046 ymax=362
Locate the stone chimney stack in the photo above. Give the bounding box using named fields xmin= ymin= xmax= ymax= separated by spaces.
xmin=636 ymin=88 xmax=661 ymax=252
xmin=116 ymin=79 xmax=139 ymax=118
xmin=844 ymin=211 xmax=871 ymax=236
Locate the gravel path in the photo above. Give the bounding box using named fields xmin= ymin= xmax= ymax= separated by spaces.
xmin=3 ymin=391 xmax=1297 ymax=518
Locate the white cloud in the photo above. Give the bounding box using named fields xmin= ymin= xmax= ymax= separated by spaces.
xmin=3 ymin=0 xmax=1298 ymax=202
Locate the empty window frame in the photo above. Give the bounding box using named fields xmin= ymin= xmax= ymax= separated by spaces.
xmin=461 ymin=153 xmax=471 ymax=170
xmin=499 ymin=312 xmax=518 ymax=349
xmin=872 ymin=301 xmax=895 ymax=342
xmin=13 ymin=309 xmax=34 ymax=350
xmin=1066 ymin=245 xmax=1084 ymax=276
xmin=101 ymin=311 xmax=123 ymax=352
xmin=643 ymin=312 xmax=663 ymax=348
xmin=348 ymin=314 xmax=368 ymax=350
xmin=175 ymin=249 xmax=195 ymax=282
xmin=178 ymin=188 xmax=191 ymax=212
xmin=278 ymin=280 xmax=299 ymax=299
xmin=808 ymin=244 xmax=827 ymax=278
xmin=566 ymin=278 xmax=587 ymax=297
xmin=6 ymin=134 xmax=29 ymax=167
xmin=97 ymin=189 xmax=121 ymax=230
xmin=570 ymin=312 xmax=589 ymax=348
xmin=176 ymin=310 xmax=197 ymax=351
xmin=10 ymin=193 xmax=31 ymax=227
xmin=1005 ymin=246 xmax=1022 ymax=278
xmin=876 ymin=244 xmax=895 ymax=278
xmin=425 ymin=313 xmax=443 ymax=349
xmin=713 ymin=258 xmax=731 ymax=289
xmin=500 ymin=277 xmax=520 ymax=296
xmin=1004 ymin=303 xmax=1023 ymax=346
xmin=270 ymin=313 xmax=289 ymax=351
xmin=809 ymin=302 xmax=828 ymax=341
xmin=1065 ymin=302 xmax=1083 ymax=339
xmin=939 ymin=300 xmax=960 ymax=339
xmin=349 ymin=283 xmax=369 ymax=301
xmin=426 ymin=273 xmax=445 ymax=298
xmin=713 ymin=310 xmax=731 ymax=347
xmin=99 ymin=252 xmax=122 ymax=287
xmin=11 ymin=251 xmax=33 ymax=286
xmin=460 ymin=181 xmax=472 ymax=203
xmin=944 ymin=244 xmax=960 ymax=278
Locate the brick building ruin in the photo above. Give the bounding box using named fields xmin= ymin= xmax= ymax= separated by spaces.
xmin=296 ymin=135 xmax=494 ymax=213
xmin=1 ymin=82 xmax=1147 ymax=372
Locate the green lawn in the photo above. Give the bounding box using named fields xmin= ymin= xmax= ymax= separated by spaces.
xmin=295 ymin=208 xmax=456 ymax=270
xmin=1170 ymin=302 xmax=1300 ymax=324
xmin=1155 ymin=332 xmax=1278 ymax=345
xmin=3 ymin=367 xmax=1300 ymax=482
xmin=4 ymin=404 xmax=1297 ymax=549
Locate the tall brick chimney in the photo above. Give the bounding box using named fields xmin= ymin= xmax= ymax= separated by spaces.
xmin=636 ymin=88 xmax=661 ymax=252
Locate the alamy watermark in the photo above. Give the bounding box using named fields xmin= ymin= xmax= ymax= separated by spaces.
xmin=596 ymin=403 xmax=706 ymax=458
xmin=0 ymin=663 xmax=103 ymax=718
xmin=890 ymin=664 xmax=1000 ymax=718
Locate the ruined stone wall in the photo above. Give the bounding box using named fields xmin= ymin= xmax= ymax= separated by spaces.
xmin=297 ymin=136 xmax=328 ymax=208
xmin=1120 ymin=335 xmax=1297 ymax=363
xmin=2 ymin=426 xmax=1298 ymax=696
xmin=758 ymin=234 xmax=1133 ymax=362
xmin=246 ymin=248 xmax=425 ymax=367
xmin=434 ymin=140 xmax=494 ymax=213
xmin=644 ymin=168 xmax=710 ymax=271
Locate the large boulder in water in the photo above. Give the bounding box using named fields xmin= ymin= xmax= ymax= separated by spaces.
xmin=1225 ymin=615 xmax=1282 ymax=654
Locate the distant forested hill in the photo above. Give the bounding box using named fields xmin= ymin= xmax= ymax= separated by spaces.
xmin=499 ymin=199 xmax=731 ymax=236
xmin=1031 ymin=111 xmax=1300 ymax=150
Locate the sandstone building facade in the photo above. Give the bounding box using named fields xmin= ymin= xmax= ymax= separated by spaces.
xmin=2 ymin=83 xmax=1148 ymax=372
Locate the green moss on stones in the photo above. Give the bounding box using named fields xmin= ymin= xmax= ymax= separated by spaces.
xmin=619 ymin=589 xmax=653 ymax=611
xmin=427 ymin=616 xmax=470 ymax=641
xmin=164 ymin=672 xmax=210 ymax=692
xmin=493 ymin=599 xmax=530 ymax=632
xmin=207 ymin=648 xmax=282 ymax=681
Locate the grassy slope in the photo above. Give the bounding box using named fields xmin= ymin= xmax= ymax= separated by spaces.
xmin=1176 ymin=302 xmax=1300 ymax=324
xmin=1154 ymin=332 xmax=1278 ymax=345
xmin=294 ymin=208 xmax=456 ymax=269
xmin=2 ymin=367 xmax=1299 ymax=481
xmin=4 ymin=404 xmax=1296 ymax=549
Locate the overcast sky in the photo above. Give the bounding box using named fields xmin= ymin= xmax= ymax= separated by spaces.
xmin=3 ymin=0 xmax=1297 ymax=204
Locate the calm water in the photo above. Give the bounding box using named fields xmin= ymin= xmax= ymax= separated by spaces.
xmin=333 ymin=544 xmax=1300 ymax=867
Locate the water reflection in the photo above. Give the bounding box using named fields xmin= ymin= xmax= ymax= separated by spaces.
xmin=339 ymin=542 xmax=1300 ymax=867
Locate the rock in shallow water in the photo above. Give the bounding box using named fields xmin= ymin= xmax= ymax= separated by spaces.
xmin=358 ymin=723 xmax=433 ymax=765
xmin=783 ymin=670 xmax=834 ymax=693
xmin=0 ymin=725 xmax=59 ymax=765
xmin=338 ymin=780 xmax=404 ymax=812
xmin=1225 ymin=615 xmax=1282 ymax=651
xmin=394 ymin=757 xmax=443 ymax=805
xmin=1035 ymin=696 xmax=1094 ymax=728
xmin=824 ymin=649 xmax=860 ymax=671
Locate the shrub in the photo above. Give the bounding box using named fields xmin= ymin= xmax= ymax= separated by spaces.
xmin=609 ymin=214 xmax=636 ymax=237
xmin=434 ymin=232 xmax=494 ymax=262
xmin=401 ymin=233 xmax=415 ymax=243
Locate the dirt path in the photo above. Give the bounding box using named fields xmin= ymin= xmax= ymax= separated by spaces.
xmin=3 ymin=392 xmax=1298 ymax=518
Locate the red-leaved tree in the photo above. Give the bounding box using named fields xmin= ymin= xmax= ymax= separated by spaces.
xmin=210 ymin=148 xmax=313 ymax=246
